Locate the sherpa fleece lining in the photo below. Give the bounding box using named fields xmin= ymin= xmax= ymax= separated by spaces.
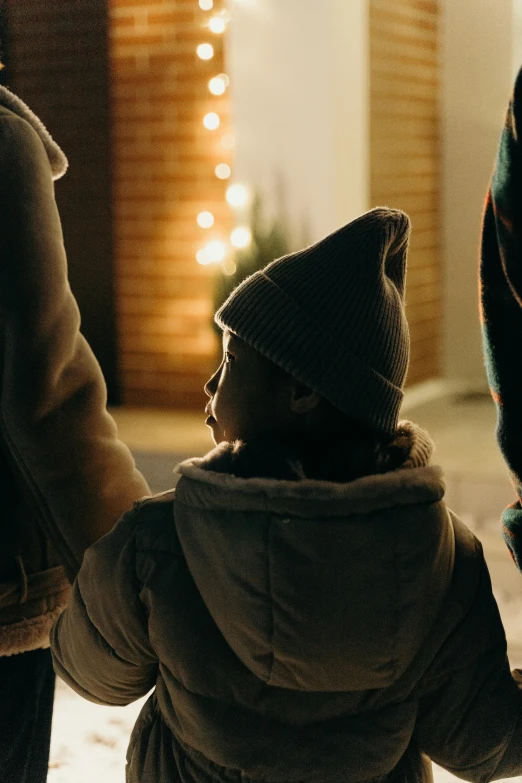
xmin=0 ymin=604 xmax=67 ymax=657
xmin=176 ymin=460 xmax=444 ymax=513
xmin=176 ymin=419 xmax=442 ymax=514
xmin=0 ymin=86 xmax=68 ymax=179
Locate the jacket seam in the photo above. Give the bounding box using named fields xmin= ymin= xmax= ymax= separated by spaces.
xmin=266 ymin=518 xmax=275 ymax=682
xmin=391 ymin=523 xmax=400 ymax=682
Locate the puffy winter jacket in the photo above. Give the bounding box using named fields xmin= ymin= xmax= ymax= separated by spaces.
xmin=51 ymin=429 xmax=522 ymax=783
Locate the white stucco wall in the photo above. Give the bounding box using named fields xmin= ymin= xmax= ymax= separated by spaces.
xmin=227 ymin=0 xmax=369 ymax=247
xmin=513 ymin=0 xmax=522 ymax=79
xmin=228 ymin=0 xmax=520 ymax=392
xmin=441 ymin=0 xmax=514 ymax=390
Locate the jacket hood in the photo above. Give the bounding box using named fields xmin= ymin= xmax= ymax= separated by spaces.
xmin=0 ymin=86 xmax=68 ymax=179
xmin=174 ymin=447 xmax=453 ymax=693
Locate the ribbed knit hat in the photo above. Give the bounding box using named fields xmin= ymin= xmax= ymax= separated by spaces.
xmin=215 ymin=207 xmax=411 ymax=435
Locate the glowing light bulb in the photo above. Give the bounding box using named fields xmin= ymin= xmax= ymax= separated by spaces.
xmin=209 ymin=76 xmax=226 ymax=95
xmin=197 ymin=43 xmax=214 ymax=60
xmin=215 ymin=163 xmax=231 ymax=180
xmin=199 ymin=0 xmax=213 ymax=9
xmin=196 ymin=248 xmax=212 ymax=265
xmin=222 ymin=258 xmax=237 ymax=276
xmin=197 ymin=211 xmax=214 ymax=229
xmin=203 ymin=112 xmax=220 ymax=130
xmin=226 ymin=184 xmax=249 ymax=208
xmin=206 ymin=240 xmax=226 ymax=263
xmin=209 ymin=16 xmax=226 ymax=34
xmin=231 ymin=227 xmax=252 ymax=249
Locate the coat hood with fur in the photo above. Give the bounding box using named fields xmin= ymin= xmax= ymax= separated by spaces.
xmin=174 ymin=425 xmax=452 ymax=693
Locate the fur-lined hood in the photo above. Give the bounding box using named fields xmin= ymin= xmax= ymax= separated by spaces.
xmin=0 ymin=85 xmax=67 ymax=179
xmin=174 ymin=422 xmax=453 ymax=693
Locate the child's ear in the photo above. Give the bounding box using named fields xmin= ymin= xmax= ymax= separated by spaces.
xmin=289 ymin=382 xmax=322 ymax=414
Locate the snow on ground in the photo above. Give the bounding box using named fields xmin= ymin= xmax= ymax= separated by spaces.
xmin=49 ymin=681 xmax=147 ymax=783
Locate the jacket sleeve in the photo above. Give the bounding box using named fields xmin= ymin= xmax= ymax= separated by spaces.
xmin=480 ymin=66 xmax=522 ymax=571
xmin=413 ymin=544 xmax=522 ymax=781
xmin=50 ymin=505 xmax=158 ymax=706
xmin=0 ymin=110 xmax=150 ymax=582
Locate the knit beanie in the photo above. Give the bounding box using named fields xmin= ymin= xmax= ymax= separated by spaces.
xmin=215 ymin=207 xmax=410 ymax=435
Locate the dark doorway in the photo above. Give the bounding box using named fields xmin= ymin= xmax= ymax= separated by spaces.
xmin=1 ymin=0 xmax=120 ymax=403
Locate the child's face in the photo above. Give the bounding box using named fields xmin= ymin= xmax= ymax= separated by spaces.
xmin=204 ymin=330 xmax=297 ymax=444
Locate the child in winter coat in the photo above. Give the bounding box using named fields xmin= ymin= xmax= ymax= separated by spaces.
xmin=52 ymin=206 xmax=522 ymax=783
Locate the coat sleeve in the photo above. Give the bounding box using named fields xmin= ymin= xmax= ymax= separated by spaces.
xmin=480 ymin=66 xmax=522 ymax=571
xmin=0 ymin=110 xmax=150 ymax=582
xmin=413 ymin=545 xmax=522 ymax=781
xmin=50 ymin=505 xmax=158 ymax=706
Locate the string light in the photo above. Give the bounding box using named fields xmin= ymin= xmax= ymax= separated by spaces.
xmin=209 ymin=75 xmax=227 ymax=95
xmin=196 ymin=248 xmax=212 ymax=265
xmin=207 ymin=240 xmax=226 ymax=262
xmin=226 ymin=183 xmax=249 ymax=208
xmin=215 ymin=163 xmax=231 ymax=179
xmin=196 ymin=2 xmax=245 ymax=274
xmin=197 ymin=211 xmax=215 ymax=229
xmin=197 ymin=43 xmax=214 ymax=60
xmin=196 ymin=240 xmax=227 ymax=266
xmin=209 ymin=16 xmax=226 ymax=34
xmin=230 ymin=226 xmax=252 ymax=249
xmin=222 ymin=258 xmax=237 ymax=276
xmin=203 ymin=112 xmax=220 ymax=130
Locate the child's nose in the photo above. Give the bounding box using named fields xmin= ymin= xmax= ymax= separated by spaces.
xmin=204 ymin=372 xmax=217 ymax=398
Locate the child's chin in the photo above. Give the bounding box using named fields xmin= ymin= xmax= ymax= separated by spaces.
xmin=206 ymin=419 xmax=225 ymax=446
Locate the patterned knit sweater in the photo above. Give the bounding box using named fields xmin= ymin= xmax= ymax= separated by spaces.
xmin=481 ymin=65 xmax=522 ymax=570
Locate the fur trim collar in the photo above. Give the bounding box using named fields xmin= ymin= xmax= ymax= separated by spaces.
xmin=0 ymin=604 xmax=66 ymax=656
xmin=176 ymin=421 xmax=443 ymax=515
xmin=0 ymin=86 xmax=68 ymax=179
xmin=181 ymin=419 xmax=434 ymax=482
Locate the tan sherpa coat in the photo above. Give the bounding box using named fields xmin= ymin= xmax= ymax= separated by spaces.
xmin=52 ymin=426 xmax=522 ymax=783
xmin=0 ymin=87 xmax=150 ymax=656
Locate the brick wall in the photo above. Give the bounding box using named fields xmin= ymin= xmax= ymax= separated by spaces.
xmin=4 ymin=0 xmax=120 ymax=400
xmin=109 ymin=0 xmax=231 ymax=407
xmin=370 ymin=0 xmax=441 ymax=385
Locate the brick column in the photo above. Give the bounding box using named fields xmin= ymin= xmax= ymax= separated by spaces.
xmin=110 ymin=0 xmax=232 ymax=406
